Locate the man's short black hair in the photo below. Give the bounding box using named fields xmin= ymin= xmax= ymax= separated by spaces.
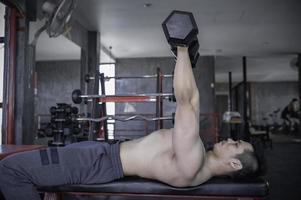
xmin=230 ymin=141 xmax=267 ymax=180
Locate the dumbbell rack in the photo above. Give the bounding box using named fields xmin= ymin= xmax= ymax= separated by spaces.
xmin=97 ymin=67 xmax=169 ymax=140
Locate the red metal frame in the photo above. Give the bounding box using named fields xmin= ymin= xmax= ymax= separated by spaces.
xmin=98 ymin=73 xmax=107 ymax=139
xmin=95 ymin=68 xmax=171 ymax=139
xmin=6 ymin=8 xmax=17 ymax=144
xmin=155 ymin=67 xmax=164 ymax=129
xmin=98 ymin=96 xmax=156 ymax=103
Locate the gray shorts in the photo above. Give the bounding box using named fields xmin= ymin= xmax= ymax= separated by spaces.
xmin=0 ymin=141 xmax=124 ymax=200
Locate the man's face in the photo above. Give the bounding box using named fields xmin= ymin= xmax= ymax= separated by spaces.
xmin=213 ymin=138 xmax=254 ymax=159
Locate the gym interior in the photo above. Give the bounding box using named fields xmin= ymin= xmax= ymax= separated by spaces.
xmin=0 ymin=0 xmax=301 ymax=199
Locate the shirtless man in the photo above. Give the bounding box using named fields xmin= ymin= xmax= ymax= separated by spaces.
xmin=0 ymin=47 xmax=259 ymax=200
xmin=120 ymin=47 xmax=258 ymax=186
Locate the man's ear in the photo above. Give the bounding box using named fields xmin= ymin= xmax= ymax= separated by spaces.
xmin=229 ymin=158 xmax=242 ymax=171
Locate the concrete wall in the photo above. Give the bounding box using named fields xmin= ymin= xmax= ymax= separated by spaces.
xmin=195 ymin=56 xmax=215 ymax=113
xmin=35 ymin=60 xmax=81 ymax=115
xmin=250 ymin=82 xmax=298 ymax=125
xmin=194 ymin=56 xmax=216 ymax=147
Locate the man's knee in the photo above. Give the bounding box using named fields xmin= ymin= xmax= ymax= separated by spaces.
xmin=0 ymin=159 xmax=16 ymax=180
xmin=0 ymin=160 xmax=14 ymax=188
xmin=0 ymin=156 xmax=26 ymax=183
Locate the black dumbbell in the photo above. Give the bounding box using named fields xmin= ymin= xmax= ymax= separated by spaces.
xmin=162 ymin=10 xmax=198 ymax=47
xmin=64 ymin=106 xmax=72 ymax=114
xmin=72 ymin=107 xmax=79 ymax=114
xmin=162 ymin=11 xmax=199 ymax=67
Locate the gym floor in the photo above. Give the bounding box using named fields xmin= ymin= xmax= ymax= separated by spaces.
xmin=264 ymin=134 xmax=301 ymax=200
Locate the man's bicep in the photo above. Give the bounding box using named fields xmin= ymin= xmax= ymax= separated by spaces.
xmin=173 ymin=104 xmax=201 ymax=157
xmin=174 ymin=104 xmax=199 ymax=136
xmin=172 ymin=104 xmax=204 ymax=178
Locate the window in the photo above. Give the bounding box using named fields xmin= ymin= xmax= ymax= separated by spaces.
xmin=99 ymin=63 xmax=115 ymax=139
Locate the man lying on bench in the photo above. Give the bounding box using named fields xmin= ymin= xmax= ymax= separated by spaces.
xmin=0 ymin=17 xmax=264 ymax=200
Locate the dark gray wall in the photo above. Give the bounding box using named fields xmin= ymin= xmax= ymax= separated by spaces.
xmin=35 ymin=60 xmax=81 ymax=115
xmin=250 ymin=82 xmax=298 ymax=125
xmin=195 ymin=56 xmax=215 ymax=113
xmin=193 ymin=56 xmax=216 ymax=147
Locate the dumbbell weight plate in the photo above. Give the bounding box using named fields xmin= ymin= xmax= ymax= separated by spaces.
xmin=72 ymin=89 xmax=82 ymax=104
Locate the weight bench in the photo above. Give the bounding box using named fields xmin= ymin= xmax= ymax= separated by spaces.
xmin=38 ymin=176 xmax=269 ymax=200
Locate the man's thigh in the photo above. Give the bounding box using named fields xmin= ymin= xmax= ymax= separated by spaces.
xmin=0 ymin=142 xmax=110 ymax=186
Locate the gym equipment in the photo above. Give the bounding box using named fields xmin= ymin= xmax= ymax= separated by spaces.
xmin=223 ymin=111 xmax=242 ymax=124
xmin=38 ymin=176 xmax=269 ymax=200
xmin=162 ymin=10 xmax=198 ymax=47
xmin=85 ymin=73 xmax=173 ymax=83
xmin=44 ymin=103 xmax=80 ymax=146
xmin=223 ymin=72 xmax=242 ymax=124
xmin=72 ymin=89 xmax=174 ymax=104
xmin=75 ymin=114 xmax=174 ymax=123
xmin=162 ymin=10 xmax=199 ymax=68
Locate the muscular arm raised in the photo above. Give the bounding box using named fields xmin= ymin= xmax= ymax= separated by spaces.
xmin=172 ymin=47 xmax=205 ymax=180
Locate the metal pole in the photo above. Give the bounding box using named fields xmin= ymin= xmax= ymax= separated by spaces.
xmin=6 ymin=8 xmax=17 ymax=144
xmin=228 ymin=72 xmax=232 ymax=111
xmin=243 ymin=56 xmax=250 ymax=141
xmin=159 ymin=68 xmax=163 ymax=129
xmin=156 ymin=68 xmax=160 ymax=130
xmin=99 ymin=73 xmax=108 ymax=140
xmin=296 ymin=53 xmax=301 ymax=135
xmin=104 ymin=74 xmax=173 ymax=80
xmin=228 ymin=72 xmax=233 ymax=139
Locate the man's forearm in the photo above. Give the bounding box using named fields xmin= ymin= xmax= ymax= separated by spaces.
xmin=173 ymin=47 xmax=199 ymax=105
